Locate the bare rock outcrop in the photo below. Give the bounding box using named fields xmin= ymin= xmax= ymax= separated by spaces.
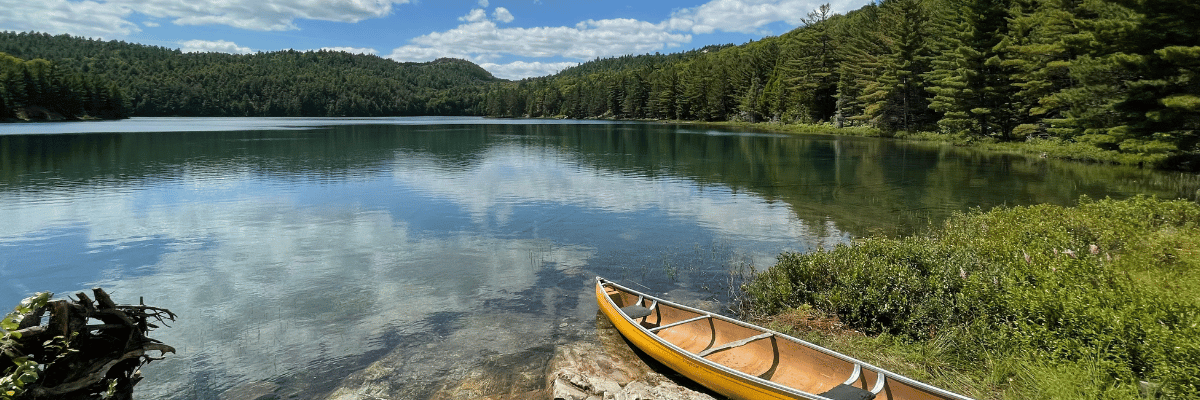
xmin=547 ymin=339 xmax=716 ymax=400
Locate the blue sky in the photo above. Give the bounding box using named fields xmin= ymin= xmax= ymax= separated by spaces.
xmin=3 ymin=0 xmax=870 ymax=80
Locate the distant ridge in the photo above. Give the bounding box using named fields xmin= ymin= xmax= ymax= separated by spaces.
xmin=0 ymin=31 xmax=499 ymax=117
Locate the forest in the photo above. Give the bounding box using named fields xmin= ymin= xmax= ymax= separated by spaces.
xmin=0 ymin=31 xmax=498 ymax=119
xmin=1 ymin=0 xmax=1196 ymax=165
xmin=484 ymin=0 xmax=1198 ymax=164
xmin=0 ymin=52 xmax=130 ymax=121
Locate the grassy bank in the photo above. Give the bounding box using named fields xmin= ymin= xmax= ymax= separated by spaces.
xmin=741 ymin=196 xmax=1199 ymax=399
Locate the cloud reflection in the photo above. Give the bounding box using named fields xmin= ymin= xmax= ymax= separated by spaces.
xmin=0 ymin=121 xmax=853 ymax=399
xmin=392 ymin=143 xmax=846 ymax=267
xmin=96 ymin=205 xmax=595 ymax=398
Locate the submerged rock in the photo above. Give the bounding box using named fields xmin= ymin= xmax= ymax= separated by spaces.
xmin=323 ymin=312 xmax=716 ymax=400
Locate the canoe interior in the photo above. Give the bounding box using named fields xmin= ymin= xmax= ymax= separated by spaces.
xmin=601 ymin=282 xmax=969 ymax=400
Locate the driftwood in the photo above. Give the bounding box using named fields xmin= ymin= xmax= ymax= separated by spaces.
xmin=1 ymin=288 xmax=175 ymax=400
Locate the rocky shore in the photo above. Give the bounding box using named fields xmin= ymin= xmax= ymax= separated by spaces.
xmin=219 ymin=311 xmax=718 ymax=400
xmin=334 ymin=312 xmax=716 ymax=400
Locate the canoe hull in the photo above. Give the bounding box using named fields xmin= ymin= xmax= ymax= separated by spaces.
xmin=595 ymin=277 xmax=973 ymax=400
xmin=596 ymin=282 xmax=800 ymax=400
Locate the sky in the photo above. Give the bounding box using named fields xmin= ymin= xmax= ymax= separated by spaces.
xmin=3 ymin=0 xmax=871 ymax=80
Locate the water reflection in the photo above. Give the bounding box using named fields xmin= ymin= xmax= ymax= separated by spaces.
xmin=0 ymin=118 xmax=1196 ymax=399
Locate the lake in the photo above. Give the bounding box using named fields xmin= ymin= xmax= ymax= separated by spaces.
xmin=1 ymin=117 xmax=1195 ymax=399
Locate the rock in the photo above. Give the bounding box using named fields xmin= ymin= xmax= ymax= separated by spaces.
xmin=324 ymin=312 xmax=715 ymax=400
xmin=544 ymin=316 xmax=717 ymax=400
xmin=324 ymin=312 xmax=559 ymax=400
xmin=551 ymin=374 xmax=591 ymax=400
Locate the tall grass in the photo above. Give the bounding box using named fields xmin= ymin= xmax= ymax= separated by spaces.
xmin=742 ymin=196 xmax=1200 ymax=399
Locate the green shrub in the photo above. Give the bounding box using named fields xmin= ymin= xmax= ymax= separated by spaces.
xmin=743 ymin=196 xmax=1200 ymax=398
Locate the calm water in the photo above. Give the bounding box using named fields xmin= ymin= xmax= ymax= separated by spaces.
xmin=1 ymin=117 xmax=1196 ymax=399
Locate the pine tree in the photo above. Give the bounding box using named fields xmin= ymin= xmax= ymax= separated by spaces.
xmin=925 ymin=0 xmax=1021 ymax=139
xmin=761 ymin=62 xmax=793 ymax=122
xmin=783 ymin=4 xmax=842 ymax=123
xmin=621 ymin=70 xmax=649 ymax=119
xmin=647 ymin=68 xmax=679 ymax=120
xmin=1106 ymin=0 xmax=1200 ymax=154
xmin=882 ymin=0 xmax=937 ymax=132
xmin=1005 ymin=0 xmax=1138 ymax=140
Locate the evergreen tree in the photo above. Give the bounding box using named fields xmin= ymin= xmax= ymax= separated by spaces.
xmin=783 ymin=4 xmax=843 ymax=123
xmin=837 ymin=3 xmax=887 ymax=127
xmin=0 ymin=51 xmax=129 ymax=120
xmin=647 ymin=68 xmax=679 ymax=120
xmin=849 ymin=0 xmax=937 ymax=132
xmin=1005 ymin=0 xmax=1138 ymax=139
xmin=727 ymin=41 xmax=776 ymax=122
xmin=761 ymin=61 xmax=794 ymax=122
xmin=925 ymin=0 xmax=1021 ymax=139
xmin=1107 ymin=0 xmax=1200 ymax=154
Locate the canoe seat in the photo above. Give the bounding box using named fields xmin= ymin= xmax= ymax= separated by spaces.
xmin=818 ymin=384 xmax=876 ymax=400
xmin=621 ymin=305 xmax=653 ymax=319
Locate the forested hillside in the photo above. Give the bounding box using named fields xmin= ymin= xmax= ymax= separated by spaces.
xmin=1 ymin=52 xmax=130 ymax=121
xmin=484 ymin=0 xmax=1199 ymax=161
xmin=0 ymin=31 xmax=499 ymax=117
xmin=4 ymin=0 xmax=1195 ymax=163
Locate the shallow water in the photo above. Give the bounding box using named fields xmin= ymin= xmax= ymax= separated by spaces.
xmin=0 ymin=117 xmax=1194 ymax=399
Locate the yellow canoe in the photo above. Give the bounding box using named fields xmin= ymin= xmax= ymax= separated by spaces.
xmin=596 ymin=277 xmax=974 ymax=400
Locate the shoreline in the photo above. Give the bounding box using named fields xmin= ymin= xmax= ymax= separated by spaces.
xmin=490 ymin=114 xmax=1200 ymax=172
xmin=651 ymin=119 xmax=1200 ymax=172
xmin=6 ymin=114 xmax=1197 ymax=172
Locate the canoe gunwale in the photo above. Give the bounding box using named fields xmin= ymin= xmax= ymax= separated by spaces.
xmin=596 ymin=277 xmax=974 ymax=400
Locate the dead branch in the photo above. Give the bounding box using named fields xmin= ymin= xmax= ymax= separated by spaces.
xmin=2 ymin=288 xmax=175 ymax=400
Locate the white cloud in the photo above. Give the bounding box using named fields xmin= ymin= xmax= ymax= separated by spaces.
xmin=320 ymin=46 xmax=378 ymax=55
xmin=0 ymin=0 xmax=138 ymax=38
xmin=387 ymin=19 xmax=689 ymax=64
xmin=383 ymin=0 xmax=865 ymax=79
xmin=179 ymin=39 xmax=254 ymax=54
xmin=479 ymin=61 xmax=578 ymax=80
xmin=459 ymin=8 xmax=487 ymax=23
xmin=125 ymin=0 xmax=412 ymax=31
xmin=143 ymin=21 xmax=161 ymax=28
xmin=493 ymin=7 xmax=514 ymax=23
xmin=3 ymin=0 xmax=412 ymax=34
xmin=664 ymin=0 xmax=859 ymax=34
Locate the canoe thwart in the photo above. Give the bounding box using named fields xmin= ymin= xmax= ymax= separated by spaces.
xmin=697 ymin=332 xmax=773 ymax=357
xmin=818 ymin=384 xmax=876 ymax=400
xmin=649 ymin=315 xmax=711 ymax=332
